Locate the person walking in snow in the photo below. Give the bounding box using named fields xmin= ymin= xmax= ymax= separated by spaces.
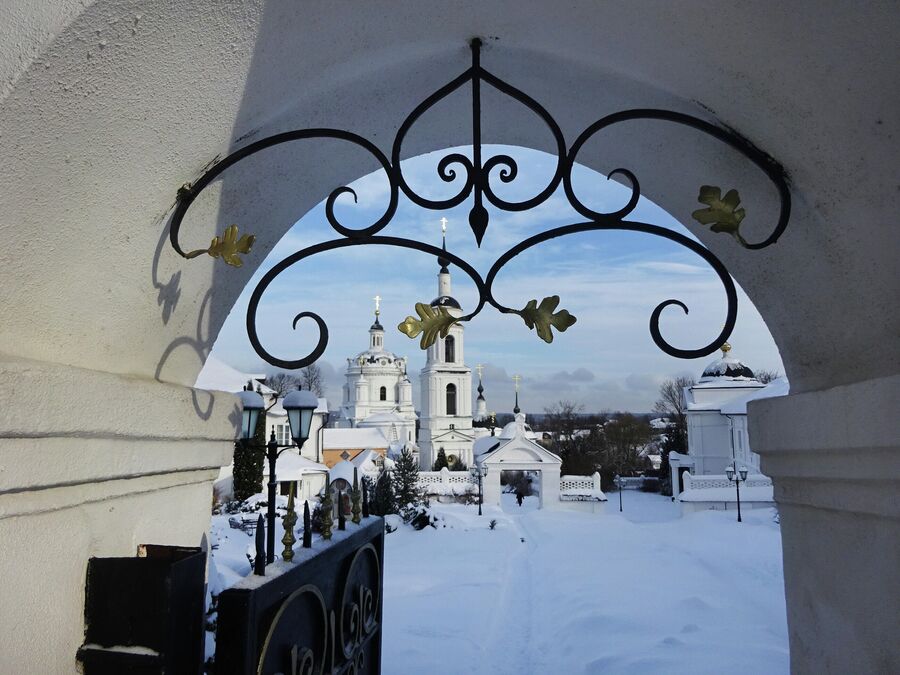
xmin=515 ymin=489 xmax=524 ymax=507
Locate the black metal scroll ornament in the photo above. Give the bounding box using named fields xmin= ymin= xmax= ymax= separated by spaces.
xmin=169 ymin=38 xmax=790 ymax=369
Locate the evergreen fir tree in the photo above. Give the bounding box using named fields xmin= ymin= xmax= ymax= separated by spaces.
xmin=450 ymin=458 xmax=468 ymax=471
xmin=393 ymin=448 xmax=422 ymax=520
xmin=432 ymin=448 xmax=449 ymax=471
xmin=368 ymin=474 xmax=394 ymax=516
xmin=232 ymin=394 xmax=266 ymax=502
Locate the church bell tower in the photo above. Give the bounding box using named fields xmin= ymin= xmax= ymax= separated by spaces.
xmin=418 ymin=220 xmax=474 ymax=468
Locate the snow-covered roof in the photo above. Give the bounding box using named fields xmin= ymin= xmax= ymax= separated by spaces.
xmin=328 ymin=459 xmax=357 ymax=484
xmin=474 ymin=435 xmax=506 ymax=458
xmin=323 ymin=427 xmax=387 ymax=449
xmin=262 ymin=452 xmax=328 ymax=482
xmin=359 ymin=411 xmax=407 ymax=425
xmin=497 ymin=414 xmax=540 ymax=440
xmin=720 ymin=377 xmax=790 ymax=415
xmin=477 ymin=413 xmax=561 ymax=465
xmin=194 ymin=354 xmax=274 ymax=395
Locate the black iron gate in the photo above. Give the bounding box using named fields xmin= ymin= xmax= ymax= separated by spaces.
xmin=215 ymin=518 xmax=384 ymax=674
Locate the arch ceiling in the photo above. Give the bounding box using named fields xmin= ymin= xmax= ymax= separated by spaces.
xmin=1 ymin=1 xmax=897 ymax=393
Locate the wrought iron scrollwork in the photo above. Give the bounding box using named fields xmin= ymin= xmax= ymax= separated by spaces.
xmin=257 ymin=543 xmax=381 ymax=674
xmin=169 ymin=38 xmax=791 ymax=368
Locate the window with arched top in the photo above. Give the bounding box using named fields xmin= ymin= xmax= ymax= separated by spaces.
xmin=379 ymin=386 xmax=387 ymax=401
xmin=444 ymin=335 xmax=455 ymax=363
xmin=446 ymin=383 xmax=457 ymax=415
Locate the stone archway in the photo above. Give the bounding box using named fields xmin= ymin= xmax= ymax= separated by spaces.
xmin=1 ymin=4 xmax=897 ymax=672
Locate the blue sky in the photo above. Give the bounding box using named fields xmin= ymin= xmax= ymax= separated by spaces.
xmin=211 ymin=145 xmax=782 ymax=413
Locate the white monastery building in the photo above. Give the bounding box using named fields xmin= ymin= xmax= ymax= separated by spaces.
xmin=670 ymin=343 xmax=788 ymax=507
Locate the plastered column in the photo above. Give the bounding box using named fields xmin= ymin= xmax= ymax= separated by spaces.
xmin=751 ymin=375 xmax=900 ymax=675
xmin=0 ymin=355 xmax=234 ymax=673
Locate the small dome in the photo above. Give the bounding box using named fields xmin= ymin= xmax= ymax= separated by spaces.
xmin=430 ymin=295 xmax=461 ymax=309
xmin=699 ymin=343 xmax=757 ymax=382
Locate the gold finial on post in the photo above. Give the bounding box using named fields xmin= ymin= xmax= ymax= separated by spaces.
xmin=281 ymin=482 xmax=298 ymax=562
xmin=320 ymin=481 xmax=333 ymax=540
xmin=374 ymin=294 xmax=381 ymax=317
xmin=721 ymin=341 xmax=732 ymax=356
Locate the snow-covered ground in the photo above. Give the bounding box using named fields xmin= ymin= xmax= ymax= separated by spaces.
xmin=208 ymin=492 xmax=788 ymax=674
xmin=382 ymin=492 xmax=788 ymax=675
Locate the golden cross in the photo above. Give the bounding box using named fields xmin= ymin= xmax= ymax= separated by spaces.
xmin=476 ymin=364 xmax=484 ymax=379
xmin=374 ymin=294 xmax=381 ymax=316
xmin=512 ymin=374 xmax=522 ymax=391
xmin=440 ymin=217 xmax=448 ymax=235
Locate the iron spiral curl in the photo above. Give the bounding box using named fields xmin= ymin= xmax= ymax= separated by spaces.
xmin=169 ymin=38 xmax=791 ymax=370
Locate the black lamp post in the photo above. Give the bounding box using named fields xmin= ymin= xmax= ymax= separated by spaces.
xmin=615 ymin=474 xmax=623 ymax=512
xmin=470 ymin=463 xmax=488 ymax=515
xmin=725 ymin=464 xmax=749 ymax=523
xmin=238 ymin=386 xmax=318 ymax=567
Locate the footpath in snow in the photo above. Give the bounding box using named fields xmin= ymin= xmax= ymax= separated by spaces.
xmin=382 ymin=492 xmax=788 ymax=675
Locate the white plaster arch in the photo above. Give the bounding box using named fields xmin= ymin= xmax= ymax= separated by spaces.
xmin=1 ymin=3 xmax=897 ymax=672
xmin=0 ymin=1 xmax=895 ymax=394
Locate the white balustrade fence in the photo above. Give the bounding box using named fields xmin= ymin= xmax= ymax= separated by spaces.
xmin=682 ymin=472 xmax=773 ymax=491
xmin=416 ymin=468 xmax=477 ymax=496
xmin=559 ymin=472 xmax=606 ymax=502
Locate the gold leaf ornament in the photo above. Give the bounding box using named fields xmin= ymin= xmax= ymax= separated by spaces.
xmin=397 ymin=303 xmax=460 ymax=349
xmin=517 ymin=295 xmax=577 ymax=343
xmin=691 ymin=186 xmax=748 ymax=248
xmin=185 ymin=224 xmax=256 ymax=267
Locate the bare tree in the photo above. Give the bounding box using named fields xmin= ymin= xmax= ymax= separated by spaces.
xmin=265 ymin=372 xmax=302 ymax=398
xmin=755 ymin=368 xmax=781 ymax=384
xmin=266 ymin=365 xmax=325 ymax=398
xmin=543 ymin=400 xmax=584 ymax=441
xmin=653 ymin=376 xmax=695 ymax=495
xmin=652 ymin=376 xmax=694 ymax=428
xmin=300 ymin=363 xmax=325 ymax=397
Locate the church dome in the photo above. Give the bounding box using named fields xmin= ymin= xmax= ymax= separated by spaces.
xmin=699 ymin=343 xmax=757 ymax=382
xmin=353 ymin=348 xmax=404 ymax=367
xmin=430 ymin=295 xmax=461 ymax=310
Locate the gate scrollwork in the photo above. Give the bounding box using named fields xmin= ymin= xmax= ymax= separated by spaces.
xmin=170 ymin=38 xmax=791 ymax=368
xmin=257 ymin=544 xmax=381 ymax=675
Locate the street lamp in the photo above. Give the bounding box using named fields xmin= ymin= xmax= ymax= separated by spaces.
xmin=470 ymin=464 xmax=488 ymax=516
xmin=283 ymin=388 xmax=318 ymax=447
xmin=614 ymin=474 xmax=623 ymax=512
xmin=237 ymin=385 xmax=318 ymax=569
xmin=236 ymin=387 xmax=264 ymax=440
xmin=725 ymin=464 xmax=749 ymax=522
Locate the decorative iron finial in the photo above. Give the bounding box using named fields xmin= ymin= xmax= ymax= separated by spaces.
xmin=302 ymin=500 xmax=312 ymax=548
xmin=351 ymin=468 xmax=362 ymax=525
xmin=337 ymin=490 xmax=347 ymax=531
xmin=721 ymin=341 xmax=732 ymax=356
xmin=253 ymin=515 xmax=266 ymax=576
xmin=362 ymin=480 xmax=370 ymax=518
xmin=281 ymin=482 xmax=298 ymax=562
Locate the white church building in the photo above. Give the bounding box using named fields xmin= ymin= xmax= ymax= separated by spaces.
xmin=334 ymin=300 xmax=417 ymax=446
